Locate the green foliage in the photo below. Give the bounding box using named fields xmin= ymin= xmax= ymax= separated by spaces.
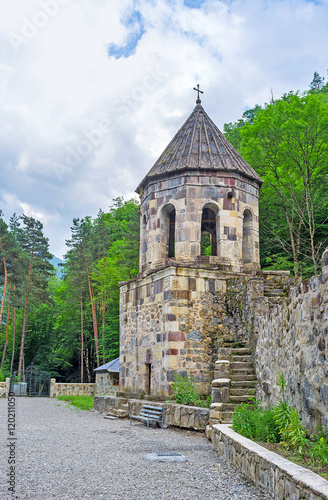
xmin=0 ymin=369 xmax=5 ymax=382
xmin=232 ymin=400 xmax=280 ymax=443
xmin=172 ymin=373 xmax=199 ymax=405
xmin=57 ymin=395 xmax=94 ymax=411
xmin=224 ymin=88 xmax=328 ymax=277
xmin=200 ymin=232 xmax=212 ymax=256
xmin=273 ymin=399 xmax=292 ymax=442
xmin=276 ymin=372 xmax=287 ymax=396
xmin=171 ymin=373 xmax=209 ymax=407
xmin=233 ymin=374 xmax=328 ymax=467
xmin=310 ymin=437 xmax=328 ymax=466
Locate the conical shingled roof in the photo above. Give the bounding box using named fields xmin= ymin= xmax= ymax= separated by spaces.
xmin=137 ymin=103 xmax=262 ymax=192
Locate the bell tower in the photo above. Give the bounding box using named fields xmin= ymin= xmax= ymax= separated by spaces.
xmin=119 ymin=90 xmax=263 ymax=399
xmin=136 ymin=92 xmax=262 ymax=275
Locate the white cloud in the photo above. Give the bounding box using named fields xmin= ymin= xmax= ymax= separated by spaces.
xmin=0 ymin=0 xmax=327 ymax=257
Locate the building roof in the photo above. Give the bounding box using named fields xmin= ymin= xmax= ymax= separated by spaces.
xmin=94 ymin=357 xmax=119 ymax=373
xmin=136 ymin=102 xmax=262 ymax=193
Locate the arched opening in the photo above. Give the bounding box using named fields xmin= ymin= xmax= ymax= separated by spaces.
xmin=201 ymin=207 xmax=218 ymax=256
xmin=242 ymin=209 xmax=253 ymax=264
xmin=162 ymin=204 xmax=176 ymax=259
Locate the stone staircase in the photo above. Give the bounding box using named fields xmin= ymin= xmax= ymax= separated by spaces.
xmin=104 ymin=403 xmax=129 ymax=420
xmin=208 ymin=339 xmax=257 ymax=429
xmin=220 ymin=347 xmax=257 ymax=423
xmin=263 ymin=274 xmax=288 ymax=308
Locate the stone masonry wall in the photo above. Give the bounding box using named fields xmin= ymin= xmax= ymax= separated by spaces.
xmin=255 ymin=250 xmax=328 ymax=431
xmin=95 ymin=372 xmax=119 ymax=396
xmin=139 ymin=170 xmax=260 ymax=273
xmin=50 ymin=380 xmax=95 ymax=398
xmin=212 ymin=424 xmax=328 ymax=499
xmin=93 ymin=395 xmax=209 ymax=431
xmin=119 ymin=266 xmax=264 ymax=400
xmin=120 ymin=265 xmax=229 ymax=399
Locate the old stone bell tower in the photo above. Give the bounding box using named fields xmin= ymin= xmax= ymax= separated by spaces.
xmin=119 ymin=89 xmax=262 ymax=399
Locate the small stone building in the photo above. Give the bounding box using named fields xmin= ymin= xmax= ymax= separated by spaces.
xmin=119 ymin=97 xmax=262 ymax=399
xmin=94 ymin=358 xmax=120 ymax=396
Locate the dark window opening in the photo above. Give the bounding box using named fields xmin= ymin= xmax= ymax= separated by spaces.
xmin=201 ymin=208 xmax=217 ymax=256
xmin=113 ymin=373 xmax=119 ymax=386
xmin=168 ymin=209 xmax=176 ymax=258
xmin=146 ymin=363 xmax=151 ymax=394
xmin=242 ymin=209 xmax=253 ymax=264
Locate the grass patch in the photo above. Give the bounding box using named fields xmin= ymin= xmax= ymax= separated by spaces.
xmin=57 ymin=395 xmax=94 ymax=411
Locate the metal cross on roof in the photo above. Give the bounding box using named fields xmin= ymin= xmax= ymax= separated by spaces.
xmin=193 ymin=84 xmax=204 ymax=104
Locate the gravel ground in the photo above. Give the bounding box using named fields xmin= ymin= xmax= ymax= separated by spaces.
xmin=0 ymin=398 xmax=271 ymax=500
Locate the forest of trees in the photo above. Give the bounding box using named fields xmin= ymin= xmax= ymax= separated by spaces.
xmin=0 ymin=199 xmax=139 ymax=382
xmin=0 ymin=73 xmax=327 ymax=382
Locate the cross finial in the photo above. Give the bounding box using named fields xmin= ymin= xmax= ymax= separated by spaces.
xmin=193 ymin=84 xmax=204 ymax=104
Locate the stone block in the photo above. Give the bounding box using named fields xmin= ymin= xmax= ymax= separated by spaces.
xmin=211 ymin=386 xmax=230 ymax=403
xmin=214 ymin=360 xmax=230 ymax=378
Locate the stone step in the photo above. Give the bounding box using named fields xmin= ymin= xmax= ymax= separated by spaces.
xmin=230 ymin=355 xmax=253 ymax=363
xmin=229 ymin=395 xmax=254 ymax=403
xmin=107 ymin=409 xmax=128 ymax=418
xmin=231 ymin=380 xmax=257 ymax=388
xmin=104 ymin=415 xmax=118 ymax=420
xmin=231 ymin=367 xmax=256 ymax=375
xmin=221 ymin=403 xmax=240 ymax=411
xmin=230 ymin=348 xmax=252 ymax=355
xmin=264 ymin=290 xmax=283 ymax=297
xmin=221 ymin=412 xmax=233 ymax=423
xmin=230 ymin=362 xmax=254 ymax=371
xmin=231 ymin=374 xmax=257 ymax=381
xmin=230 ymin=388 xmax=255 ymax=397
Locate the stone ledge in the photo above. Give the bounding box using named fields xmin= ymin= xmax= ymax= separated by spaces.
xmin=212 ymin=424 xmax=328 ymax=499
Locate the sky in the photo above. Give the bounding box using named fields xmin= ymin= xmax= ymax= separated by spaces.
xmin=0 ymin=0 xmax=327 ymax=258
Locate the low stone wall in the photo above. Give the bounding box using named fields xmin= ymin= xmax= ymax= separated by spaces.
xmin=212 ymin=424 xmax=328 ymax=500
xmin=94 ymin=395 xmax=128 ymax=414
xmin=50 ymin=379 xmax=95 ymax=398
xmin=0 ymin=379 xmax=10 ymax=397
xmin=94 ymin=396 xmax=209 ymax=431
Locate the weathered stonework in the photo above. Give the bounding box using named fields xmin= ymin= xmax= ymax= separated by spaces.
xmin=94 ymin=396 xmax=209 ymax=431
xmin=50 ymin=379 xmax=95 ymax=398
xmin=255 ymin=253 xmax=328 ymax=431
xmin=138 ymin=171 xmax=261 ymax=274
xmin=95 ymin=372 xmax=119 ymax=396
xmin=212 ymin=424 xmax=328 ymax=500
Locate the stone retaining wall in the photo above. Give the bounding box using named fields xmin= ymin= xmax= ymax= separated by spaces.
xmin=50 ymin=379 xmax=95 ymax=398
xmin=212 ymin=424 xmax=328 ymax=500
xmin=94 ymin=396 xmax=209 ymax=431
xmin=255 ymin=250 xmax=328 ymax=431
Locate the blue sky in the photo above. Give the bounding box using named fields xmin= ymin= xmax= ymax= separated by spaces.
xmin=0 ymin=0 xmax=327 ymax=257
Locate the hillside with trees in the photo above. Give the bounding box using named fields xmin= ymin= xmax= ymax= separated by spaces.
xmin=0 ymin=74 xmax=327 ymax=381
xmin=224 ymin=73 xmax=328 ymax=276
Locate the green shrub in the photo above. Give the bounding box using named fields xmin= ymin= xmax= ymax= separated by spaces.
xmin=311 ymin=437 xmax=328 ymax=466
xmin=171 ymin=373 xmax=200 ymax=406
xmin=273 ymin=399 xmax=293 ymax=442
xmin=0 ymin=370 xmax=6 ymax=382
xmin=232 ymin=401 xmax=279 ymax=443
xmin=232 ymin=403 xmax=257 ymax=439
xmin=255 ymin=408 xmax=280 ymax=443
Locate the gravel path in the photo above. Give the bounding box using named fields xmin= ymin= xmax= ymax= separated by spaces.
xmin=0 ymin=398 xmax=271 ymax=500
